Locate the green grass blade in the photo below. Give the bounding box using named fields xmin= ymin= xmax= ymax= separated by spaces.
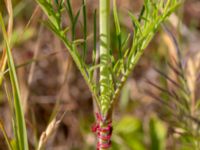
xmin=122 ymin=33 xmax=130 ymax=51
xmin=0 ymin=13 xmax=29 ymax=150
xmin=65 ymin=0 xmax=78 ymax=40
xmin=66 ymin=0 xmax=74 ymax=23
xmin=113 ymin=0 xmax=122 ymax=58
xmin=138 ymin=5 xmax=145 ymax=22
xmin=92 ymin=9 xmax=97 ymax=65
xmin=72 ymin=7 xmax=81 ymax=40
xmin=128 ymin=12 xmax=142 ymax=34
xmin=82 ymin=0 xmax=87 ymax=60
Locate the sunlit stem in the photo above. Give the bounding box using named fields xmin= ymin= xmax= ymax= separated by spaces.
xmin=99 ymin=0 xmax=111 ymax=149
xmin=99 ymin=0 xmax=111 ymax=114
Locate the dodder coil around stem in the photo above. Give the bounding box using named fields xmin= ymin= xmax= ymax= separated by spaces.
xmin=92 ymin=113 xmax=112 ymax=150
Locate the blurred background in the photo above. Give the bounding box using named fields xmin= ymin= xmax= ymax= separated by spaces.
xmin=0 ymin=0 xmax=200 ymax=149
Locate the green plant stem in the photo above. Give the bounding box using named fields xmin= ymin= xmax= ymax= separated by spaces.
xmin=99 ymin=0 xmax=111 ymax=115
xmin=99 ymin=0 xmax=111 ymax=149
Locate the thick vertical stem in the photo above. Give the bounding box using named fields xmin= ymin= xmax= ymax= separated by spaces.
xmin=100 ymin=0 xmax=110 ymax=53
xmin=99 ymin=0 xmax=111 ymax=115
xmin=99 ymin=1 xmax=112 ymax=149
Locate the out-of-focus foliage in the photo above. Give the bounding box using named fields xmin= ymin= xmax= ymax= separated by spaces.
xmin=113 ymin=116 xmax=145 ymax=150
xmin=149 ymin=116 xmax=166 ymax=150
xmin=113 ymin=116 xmax=167 ymax=150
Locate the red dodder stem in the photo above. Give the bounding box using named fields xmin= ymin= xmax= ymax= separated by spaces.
xmin=98 ymin=122 xmax=112 ymax=150
xmin=92 ymin=113 xmax=112 ymax=150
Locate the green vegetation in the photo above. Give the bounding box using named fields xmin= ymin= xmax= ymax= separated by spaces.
xmin=1 ymin=0 xmax=200 ymax=150
xmin=36 ymin=0 xmax=180 ymax=149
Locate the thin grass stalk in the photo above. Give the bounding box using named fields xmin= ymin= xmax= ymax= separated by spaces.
xmin=0 ymin=121 xmax=13 ymax=150
xmin=82 ymin=0 xmax=87 ymax=60
xmin=0 ymin=13 xmax=29 ymax=150
xmin=0 ymin=0 xmax=13 ymax=85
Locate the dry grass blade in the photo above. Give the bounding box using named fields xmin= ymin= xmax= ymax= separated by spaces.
xmin=0 ymin=120 xmax=13 ymax=150
xmin=185 ymin=52 xmax=200 ymax=116
xmin=37 ymin=112 xmax=66 ymax=150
